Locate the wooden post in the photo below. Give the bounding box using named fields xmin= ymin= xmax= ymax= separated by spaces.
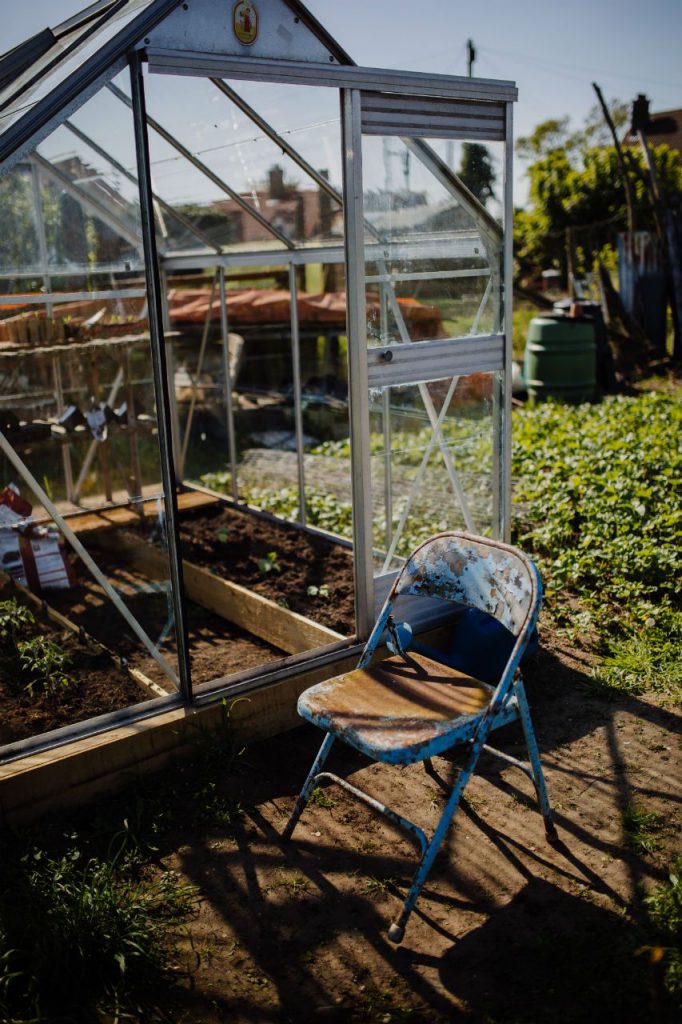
xmin=637 ymin=130 xmax=682 ymax=359
xmin=592 ymin=83 xmax=636 ymax=236
xmin=565 ymin=226 xmax=575 ymax=297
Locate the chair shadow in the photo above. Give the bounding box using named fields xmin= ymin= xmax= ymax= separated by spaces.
xmin=431 ymin=877 xmax=672 ymax=1024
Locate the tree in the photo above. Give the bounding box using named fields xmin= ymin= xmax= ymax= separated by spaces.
xmin=514 ymin=104 xmax=682 ymax=280
xmin=516 ymin=100 xmax=629 ymax=162
xmin=458 ymin=142 xmax=496 ymax=206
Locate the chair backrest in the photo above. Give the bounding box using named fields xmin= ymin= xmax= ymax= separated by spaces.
xmin=391 ymin=532 xmax=541 ymax=638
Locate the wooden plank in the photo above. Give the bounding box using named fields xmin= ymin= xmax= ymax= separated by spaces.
xmin=109 ymin=531 xmax=344 ymax=655
xmin=38 ymin=490 xmax=218 ymax=536
xmin=0 ymin=571 xmax=168 ymax=699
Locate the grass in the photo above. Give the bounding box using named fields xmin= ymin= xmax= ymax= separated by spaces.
xmin=358 ymin=875 xmax=395 ymax=899
xmin=0 ymin=844 xmax=196 ymax=1022
xmin=0 ymin=698 xmax=246 ymax=1021
xmin=643 ymin=856 xmax=682 ymax=1002
xmin=623 ymin=802 xmax=664 ymax=855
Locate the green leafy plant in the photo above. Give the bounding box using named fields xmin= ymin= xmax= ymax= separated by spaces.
xmin=306 ymin=584 xmax=330 ymax=599
xmin=17 ymin=636 xmax=73 ymax=699
xmin=0 ymin=598 xmax=35 ymax=647
xmin=256 ymin=550 xmax=281 ymax=575
xmin=309 ymin=785 xmax=336 ymax=810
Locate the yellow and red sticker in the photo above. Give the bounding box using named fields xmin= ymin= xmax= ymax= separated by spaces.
xmin=233 ymin=1 xmax=258 ymax=45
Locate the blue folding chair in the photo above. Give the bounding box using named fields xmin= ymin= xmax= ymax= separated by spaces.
xmin=283 ymin=532 xmax=557 ymax=942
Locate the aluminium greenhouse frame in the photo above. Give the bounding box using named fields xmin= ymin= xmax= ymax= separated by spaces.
xmin=0 ymin=0 xmax=517 ymax=765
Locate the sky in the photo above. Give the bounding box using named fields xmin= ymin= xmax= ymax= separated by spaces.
xmin=3 ymin=0 xmax=681 ymax=208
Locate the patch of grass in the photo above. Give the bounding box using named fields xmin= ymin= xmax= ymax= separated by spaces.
xmin=0 ymin=847 xmax=195 ymax=1022
xmin=275 ymin=868 xmax=310 ymax=896
xmin=642 ymin=856 xmax=682 ymax=1003
xmin=591 ymin=619 xmax=682 ymax=700
xmin=0 ymin=697 xmax=250 ymax=1020
xmin=358 ymin=875 xmax=395 ymax=899
xmin=623 ymin=802 xmax=664 ymax=855
xmin=512 ymin=391 xmax=682 ymax=700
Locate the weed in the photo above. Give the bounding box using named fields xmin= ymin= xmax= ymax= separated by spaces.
xmin=275 ymin=868 xmax=310 ymax=896
xmin=0 ymin=846 xmax=196 ymax=1022
xmin=18 ymin=636 xmax=74 ymax=699
xmin=623 ymin=802 xmax=663 ymax=855
xmin=309 ymin=786 xmax=337 ymax=810
xmin=193 ymin=782 xmax=246 ymax=831
xmin=642 ymin=855 xmax=682 ymax=1002
xmin=591 ymin=622 xmax=682 ymax=701
xmin=256 ymin=550 xmax=281 ymax=575
xmin=216 ymin=527 xmax=229 ymax=543
xmin=359 ymin=875 xmax=395 ymax=899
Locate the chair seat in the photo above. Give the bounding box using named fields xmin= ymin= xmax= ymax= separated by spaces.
xmin=298 ymin=652 xmax=495 ymax=764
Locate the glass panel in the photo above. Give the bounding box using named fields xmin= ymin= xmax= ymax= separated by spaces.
xmin=0 ymin=78 xmax=180 ymax=756
xmin=142 ymin=75 xmax=343 ymax=252
xmin=168 ymin=258 xmax=354 ymax=685
xmin=362 ymin=135 xmax=504 ymax=347
xmin=369 ymin=372 xmax=495 ymax=576
xmin=0 ymin=1 xmax=156 ymax=139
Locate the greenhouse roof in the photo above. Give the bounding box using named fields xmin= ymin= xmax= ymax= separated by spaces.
xmin=0 ymin=0 xmax=352 ymax=171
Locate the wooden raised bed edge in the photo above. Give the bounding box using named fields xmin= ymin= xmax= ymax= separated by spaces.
xmin=106 ymin=530 xmax=345 ymax=656
xmin=0 ymin=646 xmax=361 ymax=827
xmin=0 ymin=617 xmax=454 ymax=827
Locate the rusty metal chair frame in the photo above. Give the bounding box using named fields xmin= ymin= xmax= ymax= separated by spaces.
xmin=283 ymin=532 xmax=556 ymax=943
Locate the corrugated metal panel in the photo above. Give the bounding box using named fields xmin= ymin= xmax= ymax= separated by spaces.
xmin=361 ymin=92 xmax=505 ymax=141
xmin=146 ymin=50 xmax=518 ymax=102
xmin=367 ymin=334 xmax=504 ymax=388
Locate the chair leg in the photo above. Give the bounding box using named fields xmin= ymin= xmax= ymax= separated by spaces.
xmin=514 ymin=680 xmax=558 ymax=843
xmin=388 ymin=741 xmax=481 ymax=943
xmin=283 ymin=733 xmax=335 ymax=841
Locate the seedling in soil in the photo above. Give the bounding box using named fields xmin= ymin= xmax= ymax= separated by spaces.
xmin=306 ymin=584 xmax=330 ymax=599
xmin=256 ymin=551 xmax=281 ymax=575
xmin=216 ymin=528 xmax=229 ymax=543
xmin=0 ymin=598 xmax=35 ymax=646
xmin=18 ymin=636 xmax=74 ymax=699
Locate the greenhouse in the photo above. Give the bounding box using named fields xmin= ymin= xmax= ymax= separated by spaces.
xmin=0 ymin=0 xmax=515 ymax=804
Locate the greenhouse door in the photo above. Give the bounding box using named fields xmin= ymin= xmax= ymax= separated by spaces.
xmin=341 ymin=88 xmax=512 ymax=638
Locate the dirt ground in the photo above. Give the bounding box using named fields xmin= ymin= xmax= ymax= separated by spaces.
xmin=144 ymin=616 xmax=681 ymax=1024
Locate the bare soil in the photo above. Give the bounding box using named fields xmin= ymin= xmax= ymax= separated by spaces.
xmin=173 ymin=503 xmax=355 ymax=636
xmin=0 ymin=608 xmax=147 ymax=748
xmin=136 ymin=613 xmax=680 ymax=1023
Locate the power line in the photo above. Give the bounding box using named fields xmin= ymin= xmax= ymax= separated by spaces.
xmin=479 ymin=44 xmax=681 ymax=91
